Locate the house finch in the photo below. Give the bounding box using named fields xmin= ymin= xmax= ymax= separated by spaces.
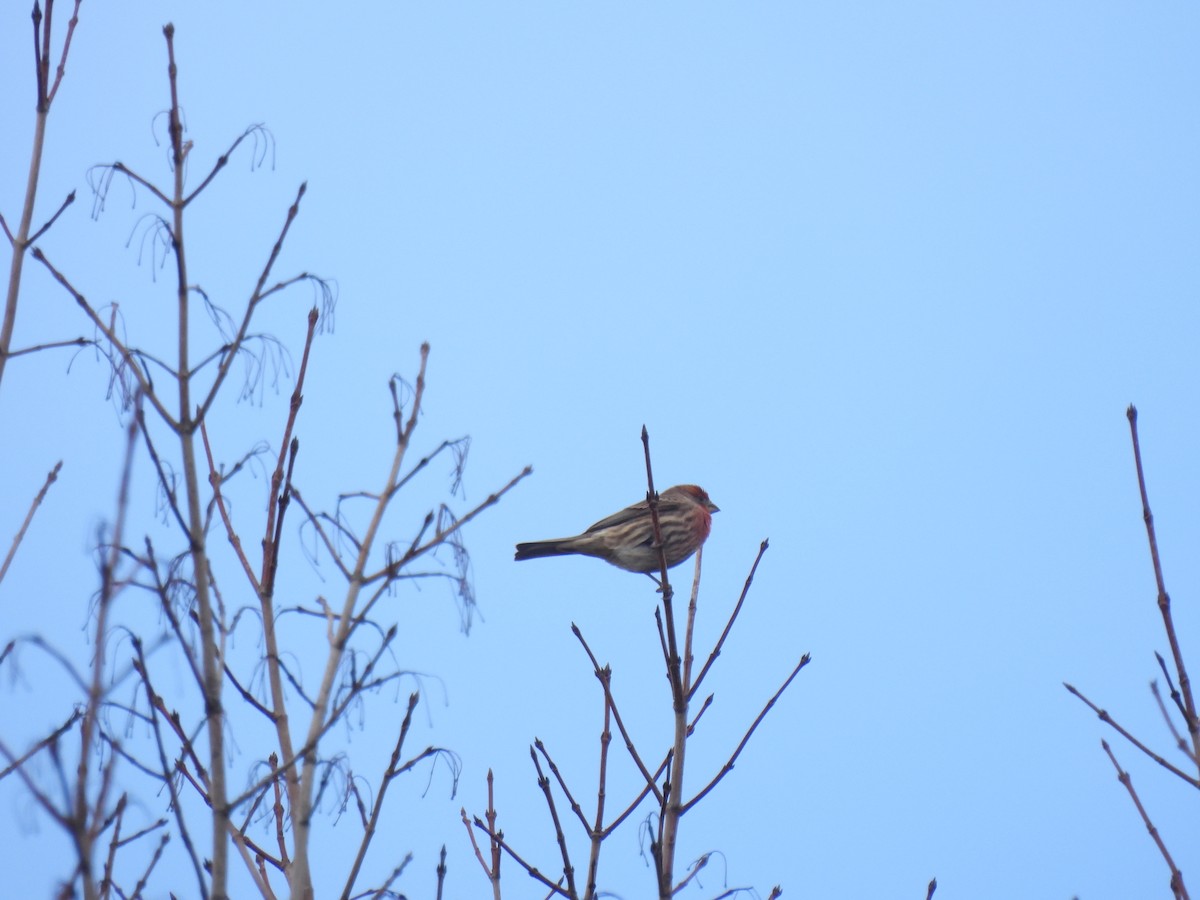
xmin=514 ymin=485 xmax=719 ymax=574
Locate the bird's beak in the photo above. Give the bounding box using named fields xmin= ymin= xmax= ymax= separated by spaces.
xmin=708 ymin=502 xmax=720 ymax=513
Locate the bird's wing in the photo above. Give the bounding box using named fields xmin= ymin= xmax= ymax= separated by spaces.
xmin=583 ymin=498 xmax=649 ymax=533
xmin=583 ymin=494 xmax=687 ymax=534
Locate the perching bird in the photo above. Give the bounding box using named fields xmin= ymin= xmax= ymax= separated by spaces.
xmin=514 ymin=484 xmax=718 ymax=573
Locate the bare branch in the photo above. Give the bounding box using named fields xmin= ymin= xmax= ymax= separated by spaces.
xmin=28 ymin=189 xmax=75 ymax=243
xmin=131 ymin=640 xmax=209 ymax=897
xmin=530 ymin=745 xmax=577 ymax=897
xmin=183 ymin=125 xmax=273 ymax=207
xmin=2 ymin=336 xmax=92 ymax=359
xmin=572 ymin=624 xmax=663 ymax=805
xmin=689 ymin=539 xmax=770 ymax=701
xmin=31 ymin=247 xmax=177 ymax=427
xmin=0 ymin=710 xmax=81 ymax=782
xmin=435 ymin=844 xmax=447 ymax=900
xmin=683 ymin=654 xmax=811 ymax=815
xmin=194 ymin=183 xmax=310 ymax=424
xmin=1151 ymin=674 xmax=1199 ymax=766
xmin=1127 ymin=405 xmax=1200 ymax=767
xmin=45 ymin=0 xmax=83 ymax=104
xmin=104 ymin=162 xmax=172 ymax=208
xmin=200 ymin=419 xmax=261 ymax=594
xmin=584 ymin=674 xmax=612 ymax=898
xmin=640 ymin=425 xmax=686 ymax=898
xmin=1064 ymin=683 xmax=1200 ymax=789
xmin=340 ymin=692 xmax=420 ymax=900
xmin=364 ymin=465 xmax=533 ymax=586
xmin=1101 ymin=740 xmax=1190 ymax=900
xmin=0 ymin=0 xmax=84 ymax=391
xmin=360 ymin=853 xmax=412 ymax=900
xmin=136 ymin=408 xmax=189 ymax=534
xmin=534 ymin=739 xmax=590 ymax=835
xmin=0 ymin=459 xmax=61 ymax=588
xmin=471 ymin=816 xmax=570 ymax=898
xmin=1155 ymin=652 xmax=1193 ymax=742
xmin=671 ymin=851 xmax=712 ymax=895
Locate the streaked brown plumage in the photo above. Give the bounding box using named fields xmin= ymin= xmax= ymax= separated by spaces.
xmin=514 ymin=485 xmax=719 ymax=573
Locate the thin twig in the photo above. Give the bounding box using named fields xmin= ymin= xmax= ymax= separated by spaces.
xmin=46 ymin=1 xmax=83 ymax=104
xmin=97 ymin=793 xmax=125 ymax=900
xmin=1151 ymin=673 xmax=1198 ymax=765
xmin=572 ymin=625 xmax=662 ymax=803
xmin=183 ymin=126 xmax=267 ymax=207
xmin=194 ymin=183 xmax=309 ymax=424
xmin=2 ymin=336 xmax=91 ymax=358
xmin=461 ymin=806 xmax=493 ymax=880
xmin=689 ymin=539 xmax=769 ymax=701
xmin=288 ymin=489 xmax=353 ymax=580
xmin=128 ymin=833 xmax=171 ymax=900
xmin=0 ymin=0 xmax=84 ymax=391
xmin=471 ymin=817 xmax=570 ymax=898
xmin=640 ymin=425 xmax=687 ymax=899
xmin=487 ymin=770 xmax=502 ymax=899
xmin=1101 ymin=740 xmax=1190 ymax=900
xmin=28 ymin=189 xmax=75 ymax=243
xmin=0 ymin=459 xmax=61 ymax=587
xmin=362 ymin=852 xmax=412 ymax=900
xmin=131 ymin=640 xmax=208 ymax=898
xmin=0 ymin=709 xmax=81 ymax=782
xmin=200 ymin=418 xmax=260 ymax=594
xmin=530 ymin=746 xmax=577 ymax=897
xmin=68 ymin=414 xmax=137 ymax=897
xmin=1155 ymin=652 xmax=1193 ymax=741
xmin=671 ymin=852 xmax=712 ymax=895
xmin=585 ymin=672 xmax=612 ymax=899
xmin=136 ymin=408 xmax=188 ymax=534
xmin=683 ymin=654 xmax=811 ymax=814
xmin=1127 ymin=405 xmax=1200 ymax=768
xmin=32 ymin=247 xmax=177 ymax=427
xmin=435 ymin=845 xmax=447 ymax=900
xmin=340 ymin=692 xmax=421 ymax=900
xmin=459 ymin=770 xmax=503 ymax=899
xmin=1063 ymin=683 xmax=1200 ymax=788
xmin=364 ymin=466 xmax=532 ymax=586
xmin=534 ymin=739 xmax=590 ymax=833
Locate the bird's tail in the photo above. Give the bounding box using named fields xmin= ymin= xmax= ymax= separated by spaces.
xmin=514 ymin=539 xmax=581 ymax=561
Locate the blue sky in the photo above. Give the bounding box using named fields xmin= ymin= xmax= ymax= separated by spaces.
xmin=2 ymin=3 xmax=1199 ymax=898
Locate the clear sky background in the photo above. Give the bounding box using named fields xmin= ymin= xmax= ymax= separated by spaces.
xmin=2 ymin=3 xmax=1199 ymax=898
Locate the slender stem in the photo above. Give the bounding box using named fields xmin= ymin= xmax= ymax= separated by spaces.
xmin=689 ymin=540 xmax=769 ymax=701
xmin=339 ymin=692 xmax=420 ymax=900
xmin=1101 ymin=739 xmax=1191 ymax=900
xmin=584 ymin=670 xmax=612 ymax=900
xmin=0 ymin=460 xmax=61 ymax=587
xmin=638 ymin=426 xmax=686 ymax=899
xmin=160 ymin=24 xmax=229 ymax=898
xmin=291 ymin=344 xmax=430 ymax=900
xmin=72 ymin=417 xmax=136 ymax=900
xmin=1127 ymin=405 xmax=1200 ymax=771
xmin=0 ymin=0 xmax=82 ymax=392
xmin=252 ymin=306 xmax=318 ymax=887
xmin=0 ymin=66 xmax=48 ymax=391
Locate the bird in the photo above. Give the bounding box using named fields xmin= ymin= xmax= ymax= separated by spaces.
xmin=514 ymin=485 xmax=718 ymax=574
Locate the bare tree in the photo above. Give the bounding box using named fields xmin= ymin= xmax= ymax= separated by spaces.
xmin=464 ymin=427 xmax=802 ymax=899
xmin=1 ymin=24 xmax=527 ymax=900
